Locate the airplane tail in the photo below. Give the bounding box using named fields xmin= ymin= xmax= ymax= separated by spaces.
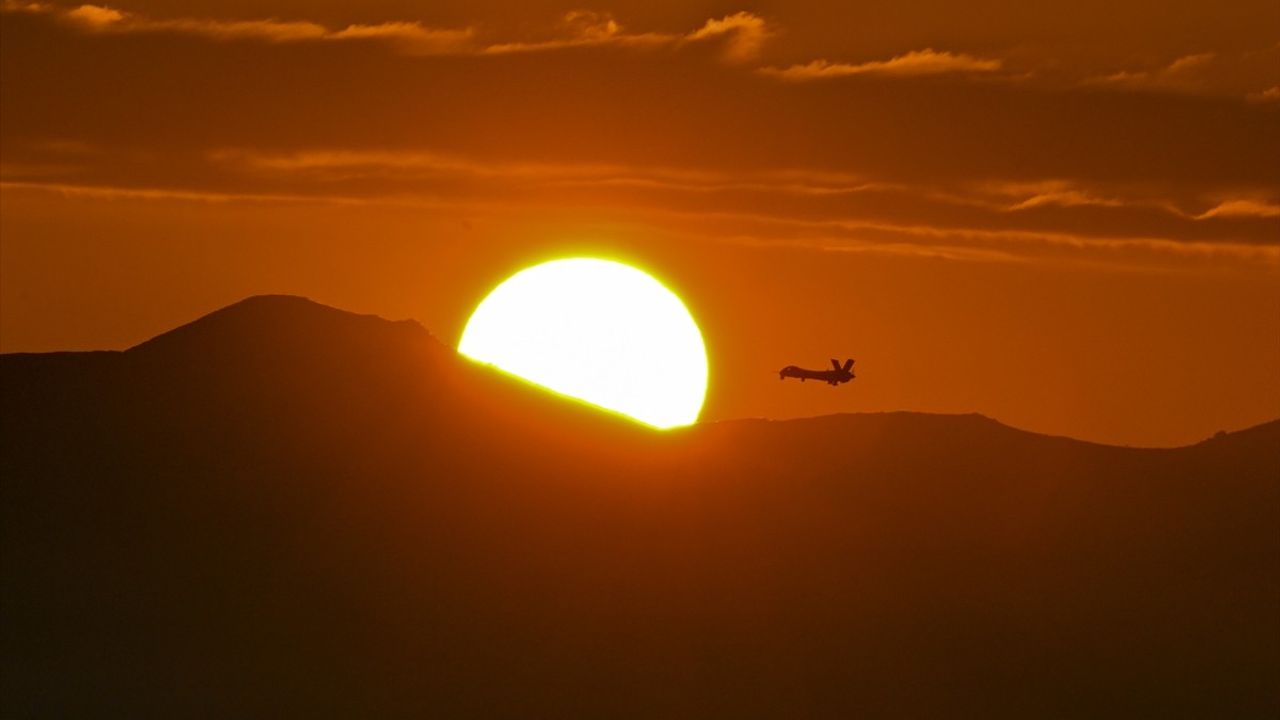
xmin=842 ymin=359 xmax=855 ymax=373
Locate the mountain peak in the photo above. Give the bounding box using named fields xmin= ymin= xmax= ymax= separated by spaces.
xmin=128 ymin=295 xmax=438 ymax=360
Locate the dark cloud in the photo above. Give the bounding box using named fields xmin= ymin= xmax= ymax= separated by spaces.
xmin=2 ymin=5 xmax=1277 ymax=267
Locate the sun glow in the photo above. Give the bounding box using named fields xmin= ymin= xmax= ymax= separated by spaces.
xmin=458 ymin=258 xmax=708 ymax=429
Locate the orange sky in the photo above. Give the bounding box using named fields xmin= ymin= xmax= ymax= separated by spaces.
xmin=2 ymin=0 xmax=1278 ymax=446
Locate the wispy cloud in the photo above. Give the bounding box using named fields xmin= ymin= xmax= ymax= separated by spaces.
xmin=694 ymin=210 xmax=1280 ymax=269
xmin=63 ymin=3 xmax=119 ymax=26
xmin=1085 ymin=52 xmax=1216 ymax=90
xmin=482 ymin=10 xmax=771 ymax=61
xmin=0 ymin=0 xmax=52 ymax=13
xmin=10 ymin=2 xmax=475 ymax=53
xmin=209 ymin=148 xmax=886 ymax=196
xmin=1007 ymin=190 xmax=1126 ymax=211
xmin=684 ymin=11 xmax=772 ymax=63
xmin=1195 ymin=199 xmax=1280 ymax=219
xmin=720 ymin=233 xmax=1029 ymax=264
xmin=761 ymin=49 xmax=1002 ymax=81
xmin=1246 ymin=85 xmax=1280 ymax=103
xmin=481 ymin=10 xmax=670 ymax=54
xmin=1166 ymin=52 xmax=1215 ymax=74
xmin=989 ymin=181 xmax=1280 ymax=222
xmin=0 ymin=179 xmax=373 ymax=205
xmin=6 ymin=3 xmax=773 ymax=60
xmin=1081 ymin=46 xmax=1280 ymax=101
xmin=981 ymin=180 xmax=1171 ymax=214
xmin=201 ymin=148 xmax=1280 ymax=265
xmin=6 ymin=171 xmax=1278 ymax=271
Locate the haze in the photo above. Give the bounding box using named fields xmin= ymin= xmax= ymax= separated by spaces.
xmin=2 ymin=0 xmax=1278 ymax=446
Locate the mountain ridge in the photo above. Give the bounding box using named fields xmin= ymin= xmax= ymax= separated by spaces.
xmin=3 ymin=295 xmax=1277 ymax=717
xmin=5 ymin=293 xmax=1273 ymax=449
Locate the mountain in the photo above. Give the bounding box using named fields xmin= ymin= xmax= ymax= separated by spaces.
xmin=3 ymin=296 xmax=1277 ymax=718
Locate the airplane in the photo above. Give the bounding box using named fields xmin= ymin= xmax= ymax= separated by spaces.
xmin=779 ymin=358 xmax=855 ymax=386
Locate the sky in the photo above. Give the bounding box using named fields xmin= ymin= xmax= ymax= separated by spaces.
xmin=2 ymin=0 xmax=1278 ymax=446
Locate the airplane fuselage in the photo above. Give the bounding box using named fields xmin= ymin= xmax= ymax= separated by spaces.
xmin=779 ymin=359 xmax=855 ymax=386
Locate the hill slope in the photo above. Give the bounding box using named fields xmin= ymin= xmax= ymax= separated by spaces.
xmin=3 ymin=296 xmax=1277 ymax=718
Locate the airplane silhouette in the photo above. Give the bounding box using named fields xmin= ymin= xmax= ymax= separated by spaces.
xmin=779 ymin=359 xmax=855 ymax=386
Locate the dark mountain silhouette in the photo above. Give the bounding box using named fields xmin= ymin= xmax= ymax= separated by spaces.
xmin=3 ymin=296 xmax=1277 ymax=718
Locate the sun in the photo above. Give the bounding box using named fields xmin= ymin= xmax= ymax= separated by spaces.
xmin=458 ymin=258 xmax=708 ymax=429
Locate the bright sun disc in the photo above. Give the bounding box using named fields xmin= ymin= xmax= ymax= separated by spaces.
xmin=458 ymin=258 xmax=708 ymax=429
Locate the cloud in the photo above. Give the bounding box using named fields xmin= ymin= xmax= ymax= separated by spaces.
xmin=0 ymin=179 xmax=372 ymax=205
xmin=1085 ymin=52 xmax=1216 ymax=90
xmin=324 ymin=23 xmax=475 ymax=54
xmin=10 ymin=176 xmax=1275 ymax=271
xmin=559 ymin=9 xmax=621 ymax=41
xmin=11 ymin=4 xmax=771 ymax=60
xmin=655 ymin=202 xmax=1280 ymax=271
xmin=990 ymin=181 xmax=1280 ymax=223
xmin=1166 ymin=52 xmax=1215 ymax=73
xmin=1007 ymin=189 xmax=1125 ymax=211
xmin=1246 ymin=85 xmax=1280 ymax=103
xmin=481 ymin=10 xmax=670 ymax=54
xmin=63 ymin=3 xmax=119 ymax=26
xmin=5 ymin=7 xmax=1277 ymax=271
xmin=684 ymin=12 xmax=772 ymax=63
xmin=1082 ymin=47 xmax=1280 ymax=101
xmin=761 ymin=49 xmax=1002 ymax=81
xmin=709 ymin=212 xmax=1280 ymax=268
xmin=481 ymin=10 xmax=771 ymax=59
xmin=980 ymin=180 xmax=1173 ymax=214
xmin=208 ymin=148 xmax=884 ymax=196
xmin=14 ymin=3 xmax=475 ymax=53
xmin=1196 ymin=199 xmax=1280 ymax=219
xmin=0 ymin=0 xmax=51 ymax=13
xmin=188 ymin=147 xmax=1280 ymax=265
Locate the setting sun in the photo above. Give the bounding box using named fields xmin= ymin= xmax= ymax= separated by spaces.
xmin=458 ymin=258 xmax=708 ymax=428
